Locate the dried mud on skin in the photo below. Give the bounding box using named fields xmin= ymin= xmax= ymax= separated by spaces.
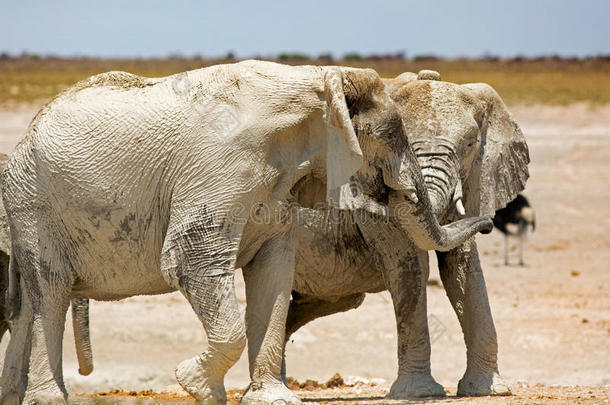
xmin=74 ymin=381 xmax=609 ymax=404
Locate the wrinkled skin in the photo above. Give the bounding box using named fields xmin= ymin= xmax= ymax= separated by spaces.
xmin=285 ymin=73 xmax=529 ymax=398
xmin=0 ymin=61 xmax=491 ymax=405
xmin=1 ymin=60 xmax=360 ymax=405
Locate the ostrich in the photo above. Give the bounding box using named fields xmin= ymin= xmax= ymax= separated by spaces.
xmin=493 ymin=194 xmax=536 ymax=265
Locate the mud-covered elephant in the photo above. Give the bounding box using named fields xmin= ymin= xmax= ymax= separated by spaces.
xmin=282 ymin=71 xmax=529 ymax=397
xmin=0 ymin=61 xmax=491 ymax=405
xmin=49 ymin=70 xmax=524 ymax=399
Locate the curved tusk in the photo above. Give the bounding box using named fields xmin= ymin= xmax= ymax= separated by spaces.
xmin=405 ymin=188 xmax=419 ymax=205
xmin=455 ymin=198 xmax=466 ymax=216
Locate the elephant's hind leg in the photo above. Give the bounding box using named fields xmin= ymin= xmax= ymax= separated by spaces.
xmin=161 ymin=211 xmax=246 ymax=405
xmin=1 ymin=236 xmax=72 ymax=404
xmin=1 ymin=276 xmax=33 ymax=405
xmin=285 ymin=293 xmax=365 ymax=340
xmin=0 ymin=251 xmax=10 ymax=341
xmin=241 ymin=230 xmax=302 ymax=405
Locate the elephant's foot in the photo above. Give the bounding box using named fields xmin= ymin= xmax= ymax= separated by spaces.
xmin=175 ymin=355 xmax=226 ymax=404
xmin=241 ymin=381 xmax=302 ymax=405
xmin=23 ymin=391 xmax=69 ymax=405
xmin=387 ymin=372 xmax=446 ymax=398
xmin=457 ymin=370 xmax=511 ymax=396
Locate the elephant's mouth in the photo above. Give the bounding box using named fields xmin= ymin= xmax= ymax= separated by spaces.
xmin=414 ymin=152 xmax=466 ymax=222
xmin=431 ymin=182 xmax=467 ymax=225
xmin=362 ymin=162 xmax=470 ymax=232
xmin=413 ymin=139 xmax=465 ymax=221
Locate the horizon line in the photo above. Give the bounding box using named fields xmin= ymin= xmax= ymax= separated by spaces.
xmin=2 ymin=51 xmax=609 ymax=61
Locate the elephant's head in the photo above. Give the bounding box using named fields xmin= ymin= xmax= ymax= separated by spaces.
xmin=300 ymin=67 xmax=494 ymax=251
xmin=386 ymin=72 xmax=529 ymax=225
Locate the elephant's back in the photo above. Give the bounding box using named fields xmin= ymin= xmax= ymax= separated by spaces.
xmin=1 ymin=76 xmax=176 ymax=293
xmin=7 ymin=72 xmax=182 ymax=198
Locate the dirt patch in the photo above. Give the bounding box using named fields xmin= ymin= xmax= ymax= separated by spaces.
xmin=76 ymin=389 xmax=194 ymax=402
xmin=286 ymin=373 xmax=347 ymax=390
xmin=77 ymin=384 xmax=609 ymax=404
xmin=534 ymin=239 xmax=570 ymax=252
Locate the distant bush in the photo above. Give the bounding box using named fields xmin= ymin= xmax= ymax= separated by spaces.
xmin=412 ymin=54 xmax=442 ymax=62
xmin=367 ymin=52 xmax=406 ymax=61
xmin=317 ymin=53 xmax=334 ymax=62
xmin=482 ymin=52 xmax=500 ymax=62
xmin=277 ymin=53 xmax=310 ymax=61
xmin=343 ymin=52 xmax=364 ymax=61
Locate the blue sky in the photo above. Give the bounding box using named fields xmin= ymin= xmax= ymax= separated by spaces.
xmin=1 ymin=0 xmax=608 ymax=58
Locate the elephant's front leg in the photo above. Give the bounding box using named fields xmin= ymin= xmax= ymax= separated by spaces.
xmin=242 ymin=229 xmax=301 ymax=405
xmin=382 ymin=250 xmax=446 ymax=398
xmin=357 ymin=219 xmax=445 ymax=399
xmin=162 ymin=209 xmax=247 ymax=405
xmin=436 ymin=238 xmax=510 ymax=396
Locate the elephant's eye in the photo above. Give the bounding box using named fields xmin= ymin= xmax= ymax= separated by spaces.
xmin=464 ymin=127 xmax=479 ymax=148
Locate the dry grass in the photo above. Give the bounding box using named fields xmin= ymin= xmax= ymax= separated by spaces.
xmin=0 ymin=56 xmax=608 ymax=106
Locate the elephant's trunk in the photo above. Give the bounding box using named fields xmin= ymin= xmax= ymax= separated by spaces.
xmin=412 ymin=139 xmax=462 ymax=220
xmin=386 ymin=142 xmax=491 ymax=252
xmin=421 ymin=162 xmax=454 ymax=218
xmin=72 ymin=298 xmax=94 ymax=376
xmin=389 ymin=190 xmax=491 ymax=252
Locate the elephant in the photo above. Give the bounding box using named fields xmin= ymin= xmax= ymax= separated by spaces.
xmin=39 ymin=69 xmax=526 ymax=399
xmin=0 ymin=61 xmax=492 ymax=405
xmin=279 ymin=71 xmax=529 ymax=397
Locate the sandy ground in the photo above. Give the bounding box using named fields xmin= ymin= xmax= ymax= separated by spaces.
xmin=0 ymin=103 xmax=609 ymax=403
xmin=70 ymin=384 xmax=610 ymax=404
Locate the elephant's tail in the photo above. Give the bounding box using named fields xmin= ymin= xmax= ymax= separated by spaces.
xmin=4 ymin=254 xmax=20 ymax=321
xmin=72 ymin=298 xmax=94 ymax=375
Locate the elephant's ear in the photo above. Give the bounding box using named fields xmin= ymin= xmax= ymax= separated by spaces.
xmin=462 ymin=83 xmax=530 ymax=217
xmin=323 ymin=68 xmax=364 ymax=209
